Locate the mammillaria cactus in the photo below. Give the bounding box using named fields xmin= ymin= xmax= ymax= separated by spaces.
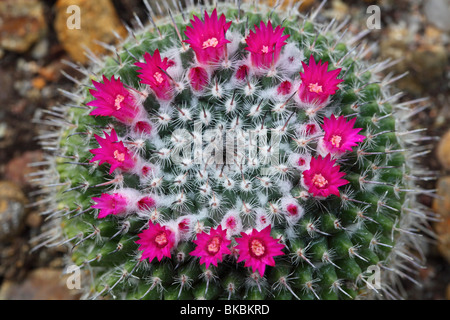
xmin=32 ymin=0 xmax=433 ymax=300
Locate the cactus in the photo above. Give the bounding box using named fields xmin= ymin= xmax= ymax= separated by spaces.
xmin=32 ymin=0 xmax=433 ymax=300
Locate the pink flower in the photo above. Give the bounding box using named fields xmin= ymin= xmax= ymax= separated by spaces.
xmin=286 ymin=204 xmax=299 ymax=216
xmin=136 ymin=222 xmax=175 ymax=262
xmin=133 ymin=121 xmax=153 ymax=136
xmin=277 ymin=80 xmax=292 ymax=95
xmin=189 ymin=66 xmax=209 ymax=91
xmin=91 ymin=193 xmax=128 ymax=219
xmin=87 ymin=75 xmax=140 ymax=125
xmin=235 ymin=64 xmax=249 ymax=81
xmin=321 ymin=115 xmax=365 ymax=155
xmin=302 ymin=154 xmax=349 ymax=198
xmin=245 ymin=20 xmax=290 ymax=69
xmin=89 ymin=129 xmax=136 ymax=174
xmin=298 ymin=55 xmax=344 ymax=106
xmin=190 ymin=225 xmax=231 ymax=269
xmin=137 ymin=196 xmax=156 ymax=211
xmin=235 ymin=225 xmax=285 ymax=276
xmin=221 ymin=211 xmax=243 ymax=238
xmin=303 ymin=123 xmax=320 ymax=136
xmin=135 ymin=49 xmax=174 ymax=101
xmin=184 ymin=9 xmax=232 ymax=65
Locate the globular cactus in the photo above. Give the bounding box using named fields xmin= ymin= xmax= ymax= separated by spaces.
xmin=32 ymin=0 xmax=433 ymax=300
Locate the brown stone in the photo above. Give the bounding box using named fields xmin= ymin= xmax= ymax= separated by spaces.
xmin=4 ymin=150 xmax=44 ymax=188
xmin=0 ymin=181 xmax=27 ymax=241
xmin=0 ymin=268 xmax=80 ymax=300
xmin=437 ymin=131 xmax=450 ymax=170
xmin=433 ymin=176 xmax=450 ymax=264
xmin=25 ymin=211 xmax=43 ymax=229
xmin=433 ymin=176 xmax=450 ymax=216
xmin=435 ymin=215 xmax=450 ymax=264
xmin=447 ymin=283 xmax=450 ymax=300
xmin=54 ymin=0 xmax=127 ymax=64
xmin=266 ymin=0 xmax=316 ymax=10
xmin=0 ymin=0 xmax=47 ymax=53
xmin=31 ymin=77 xmax=46 ymax=90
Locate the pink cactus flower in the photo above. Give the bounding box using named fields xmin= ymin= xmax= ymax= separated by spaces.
xmin=189 ymin=66 xmax=209 ymax=91
xmin=235 ymin=64 xmax=249 ymax=81
xmin=286 ymin=204 xmax=299 ymax=216
xmin=89 ymin=129 xmax=136 ymax=174
xmin=245 ymin=20 xmax=290 ymax=69
xmin=298 ymin=55 xmax=344 ymax=106
xmin=302 ymin=154 xmax=349 ymax=198
xmin=235 ymin=225 xmax=285 ymax=276
xmin=190 ymin=225 xmax=231 ymax=269
xmin=91 ymin=193 xmax=128 ymax=219
xmin=321 ymin=115 xmax=365 ymax=156
xmin=135 ymin=49 xmax=174 ymax=101
xmin=277 ymin=80 xmax=292 ymax=95
xmin=136 ymin=222 xmax=176 ymax=262
xmin=184 ymin=9 xmax=232 ymax=65
xmin=133 ymin=121 xmax=153 ymax=136
xmin=137 ymin=196 xmax=156 ymax=211
xmin=87 ymin=75 xmax=140 ymax=125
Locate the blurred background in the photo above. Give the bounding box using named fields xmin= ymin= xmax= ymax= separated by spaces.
xmin=0 ymin=0 xmax=448 ymax=299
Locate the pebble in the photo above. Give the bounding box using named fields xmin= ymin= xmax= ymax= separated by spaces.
xmin=266 ymin=0 xmax=316 ymax=10
xmin=0 ymin=181 xmax=27 ymax=241
xmin=433 ymin=176 xmax=450 ymax=264
xmin=54 ymin=0 xmax=127 ymax=64
xmin=0 ymin=0 xmax=47 ymax=53
xmin=424 ymin=0 xmax=450 ymax=32
xmin=437 ymin=131 xmax=450 ymax=170
xmin=0 ymin=268 xmax=80 ymax=300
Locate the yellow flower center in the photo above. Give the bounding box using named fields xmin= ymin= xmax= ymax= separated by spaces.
xmin=308 ymin=82 xmax=323 ymax=94
xmin=202 ymin=37 xmax=219 ymax=49
xmin=250 ymin=239 xmax=266 ymax=257
xmin=207 ymin=236 xmax=222 ymax=255
xmin=261 ymin=45 xmax=269 ymax=54
xmin=312 ymin=173 xmax=328 ymax=188
xmin=153 ymin=72 xmax=164 ymax=84
xmin=331 ymin=135 xmax=342 ymax=148
xmin=113 ymin=150 xmax=125 ymax=162
xmin=154 ymin=232 xmax=168 ymax=247
xmin=114 ymin=95 xmax=125 ymax=110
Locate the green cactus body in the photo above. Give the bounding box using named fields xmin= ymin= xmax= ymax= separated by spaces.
xmin=33 ymin=0 xmax=431 ymax=300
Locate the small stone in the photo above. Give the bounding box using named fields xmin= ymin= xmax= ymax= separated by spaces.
xmin=25 ymin=211 xmax=42 ymax=229
xmin=435 ymin=216 xmax=450 ymax=264
xmin=433 ymin=176 xmax=450 ymax=264
xmin=323 ymin=0 xmax=349 ymax=21
xmin=4 ymin=150 xmax=43 ymax=188
xmin=447 ymin=283 xmax=450 ymax=300
xmin=433 ymin=176 xmax=450 ymax=217
xmin=31 ymin=77 xmax=46 ymax=90
xmin=0 ymin=181 xmax=27 ymax=241
xmin=54 ymin=0 xmax=127 ymax=64
xmin=437 ymin=131 xmax=450 ymax=170
xmin=266 ymin=0 xmax=316 ymax=10
xmin=30 ymin=37 xmax=49 ymax=60
xmin=0 ymin=0 xmax=47 ymax=53
xmin=424 ymin=0 xmax=450 ymax=32
xmin=0 ymin=268 xmax=80 ymax=300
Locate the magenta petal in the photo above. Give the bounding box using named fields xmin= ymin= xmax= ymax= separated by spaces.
xmin=235 ymin=225 xmax=284 ymax=277
xmin=302 ymin=154 xmax=349 ymax=198
xmin=298 ymin=55 xmax=344 ymax=105
xmin=89 ymin=129 xmax=136 ymax=174
xmin=245 ymin=20 xmax=290 ymax=69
